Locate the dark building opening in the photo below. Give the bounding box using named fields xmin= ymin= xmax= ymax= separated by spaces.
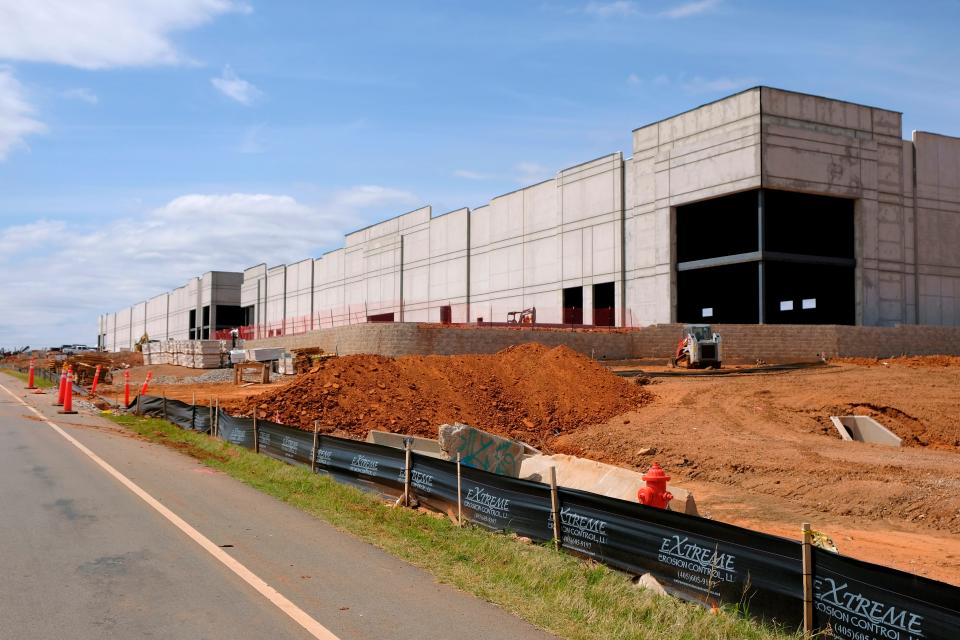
xmin=765 ymin=262 xmax=855 ymax=325
xmin=201 ymin=305 xmax=211 ymax=339
xmin=189 ymin=309 xmax=197 ymax=339
xmin=367 ymin=312 xmax=395 ymax=323
xmin=676 ymin=189 xmax=758 ymax=262
xmin=592 ymin=282 xmax=615 ymax=326
xmin=763 ymin=190 xmax=854 ymax=258
xmin=677 ymin=262 xmax=759 ymax=324
xmin=440 ymin=305 xmax=452 ymax=324
xmin=241 ymin=305 xmax=255 ymax=326
xmin=563 ymin=286 xmax=583 ymax=324
xmin=676 ymin=189 xmax=855 ymax=325
xmin=215 ymin=305 xmax=245 ymax=330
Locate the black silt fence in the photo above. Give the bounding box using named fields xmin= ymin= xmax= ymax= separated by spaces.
xmin=125 ymin=396 xmax=960 ymax=639
xmin=554 ymin=487 xmax=802 ymax=625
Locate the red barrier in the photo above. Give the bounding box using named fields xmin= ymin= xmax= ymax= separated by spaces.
xmin=90 ymin=364 xmax=102 ymax=396
xmin=140 ymin=371 xmax=153 ymax=396
xmin=57 ymin=370 xmax=77 ymax=415
xmin=123 ymin=370 xmax=130 ymax=407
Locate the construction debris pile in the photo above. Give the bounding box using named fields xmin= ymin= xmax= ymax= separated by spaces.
xmin=62 ymin=352 xmax=114 ymax=385
xmin=143 ymin=340 xmax=229 ymax=369
xmin=227 ymin=344 xmax=652 ymax=448
xmin=292 ymin=347 xmax=330 ymax=374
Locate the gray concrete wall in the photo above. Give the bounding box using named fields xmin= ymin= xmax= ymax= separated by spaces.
xmin=914 ymin=131 xmax=960 ymax=325
xmin=759 ymin=87 xmax=912 ymax=326
xmin=626 ymin=88 xmax=762 ymax=326
xmin=245 ymin=322 xmax=960 ymax=363
xmin=145 ymin=292 xmax=169 ymax=341
xmin=469 ymin=154 xmax=623 ymax=325
xmin=241 ymin=263 xmax=267 ymax=328
xmin=283 ymin=259 xmax=314 ymax=333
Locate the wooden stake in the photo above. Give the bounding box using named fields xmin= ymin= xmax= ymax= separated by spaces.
xmin=549 ymin=466 xmax=561 ymax=551
xmin=253 ymin=413 xmax=259 ymax=454
xmin=403 ymin=438 xmax=412 ymax=507
xmin=311 ymin=421 xmax=319 ymax=472
xmin=162 ymin=393 xmax=167 ymax=421
xmin=215 ymin=397 xmax=220 ymax=438
xmin=208 ymin=398 xmax=213 ymax=436
xmin=136 ymin=392 xmax=142 ymax=416
xmin=802 ymin=522 xmax=814 ymax=636
xmin=456 ymin=453 xmax=463 ymax=527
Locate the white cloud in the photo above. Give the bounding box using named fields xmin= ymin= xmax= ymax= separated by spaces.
xmin=515 ymin=162 xmax=553 ymax=185
xmin=0 ymin=66 xmax=46 ymax=160
xmin=0 ymin=219 xmax=65 ymax=254
xmin=632 ymin=73 xmax=756 ymax=95
xmin=661 ymin=0 xmax=719 ymax=19
xmin=626 ymin=73 xmax=641 ymax=85
xmin=332 ymin=185 xmax=419 ymax=209
xmin=0 ymin=186 xmax=419 ymax=349
xmin=681 ymin=76 xmax=757 ymax=94
xmin=453 ymin=169 xmax=491 ymax=180
xmin=584 ymin=1 xmax=637 ymax=17
xmin=0 ymin=0 xmax=250 ymax=69
xmin=211 ymin=65 xmax=262 ymax=105
xmin=61 ymin=87 xmax=98 ymax=104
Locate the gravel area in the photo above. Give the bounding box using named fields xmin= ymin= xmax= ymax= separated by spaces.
xmin=152 ymin=368 xmax=281 ymax=385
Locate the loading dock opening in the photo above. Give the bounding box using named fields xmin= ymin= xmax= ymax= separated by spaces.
xmin=676 ymin=189 xmax=856 ymax=325
xmin=593 ymin=282 xmax=615 ymax=326
xmin=563 ymin=286 xmax=583 ymax=324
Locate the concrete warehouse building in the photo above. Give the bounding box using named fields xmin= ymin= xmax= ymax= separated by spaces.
xmin=99 ymin=272 xmax=244 ymax=351
xmin=99 ymin=87 xmax=960 ymax=350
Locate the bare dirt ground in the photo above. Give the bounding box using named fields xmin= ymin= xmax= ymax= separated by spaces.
xmin=556 ymin=360 xmax=960 ymax=584
xmin=102 ymin=352 xmax=960 ymax=585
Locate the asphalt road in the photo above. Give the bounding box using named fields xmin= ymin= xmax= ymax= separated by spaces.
xmin=0 ymin=374 xmax=554 ymax=640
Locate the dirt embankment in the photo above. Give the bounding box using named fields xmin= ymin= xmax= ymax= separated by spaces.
xmin=832 ymin=355 xmax=960 ymax=368
xmin=226 ymin=344 xmax=652 ymax=449
xmin=556 ymin=363 xmax=960 ymax=533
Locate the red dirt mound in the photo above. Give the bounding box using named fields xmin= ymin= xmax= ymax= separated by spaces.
xmin=226 ymin=343 xmax=652 ymax=448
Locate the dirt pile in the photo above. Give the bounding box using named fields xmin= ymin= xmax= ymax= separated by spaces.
xmin=226 ymin=344 xmax=652 ymax=448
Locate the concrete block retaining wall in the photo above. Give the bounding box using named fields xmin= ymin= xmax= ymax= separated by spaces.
xmin=245 ymin=323 xmax=960 ymax=363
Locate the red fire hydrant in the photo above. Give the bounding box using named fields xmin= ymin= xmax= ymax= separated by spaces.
xmin=637 ymin=462 xmax=673 ymax=509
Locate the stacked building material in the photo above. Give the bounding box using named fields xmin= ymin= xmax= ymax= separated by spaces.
xmin=142 ymin=340 xmax=226 ymax=368
xmin=188 ymin=340 xmax=224 ymax=369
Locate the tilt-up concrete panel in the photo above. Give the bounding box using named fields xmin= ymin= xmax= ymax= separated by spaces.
xmin=626 ymin=88 xmax=762 ymax=327
xmin=915 ymin=131 xmax=960 ymax=326
xmin=760 ymin=86 xmax=910 ymax=326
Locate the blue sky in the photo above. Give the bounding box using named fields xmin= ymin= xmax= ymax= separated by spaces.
xmin=1 ymin=0 xmax=958 ymax=348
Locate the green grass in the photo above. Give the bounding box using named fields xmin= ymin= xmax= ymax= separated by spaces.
xmin=1 ymin=368 xmax=55 ymax=388
xmin=107 ymin=414 xmax=804 ymax=640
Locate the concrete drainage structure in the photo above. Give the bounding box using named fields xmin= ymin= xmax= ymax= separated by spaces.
xmin=830 ymin=415 xmax=902 ymax=447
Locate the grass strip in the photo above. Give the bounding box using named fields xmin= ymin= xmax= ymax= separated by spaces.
xmin=1 ymin=368 xmax=55 ymax=388
xmin=108 ymin=414 xmax=803 ymax=640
